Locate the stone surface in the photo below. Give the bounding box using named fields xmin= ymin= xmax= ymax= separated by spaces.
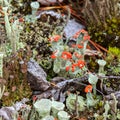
xmin=63 ymin=19 xmax=85 ymax=38
xmin=27 ymin=59 xmax=50 ymax=91
xmin=0 ymin=98 xmax=29 ymax=120
xmin=37 ymin=11 xmax=84 ymax=39
xmin=37 ymin=0 xmax=63 ymax=5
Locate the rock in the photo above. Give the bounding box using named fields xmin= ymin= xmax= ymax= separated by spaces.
xmin=0 ymin=98 xmax=29 ymax=120
xmin=37 ymin=10 xmax=62 ymax=19
xmin=0 ymin=107 xmax=16 ymax=120
xmin=37 ymin=0 xmax=63 ymax=5
xmin=27 ymin=59 xmax=50 ymax=91
xmin=33 ymin=76 xmax=88 ymax=102
xmin=36 ymin=11 xmax=84 ymax=39
xmin=63 ymin=19 xmax=85 ymax=38
xmin=103 ymin=85 xmax=114 ymax=94
xmin=51 ymin=77 xmax=66 ymax=84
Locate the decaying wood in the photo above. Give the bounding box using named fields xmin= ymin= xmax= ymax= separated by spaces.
xmin=83 ymin=0 xmax=120 ymax=25
xmin=32 ymin=76 xmax=88 ymax=102
xmin=31 ymin=66 xmax=120 ymax=103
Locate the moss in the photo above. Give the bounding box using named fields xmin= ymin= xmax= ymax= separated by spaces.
xmin=2 ymin=48 xmax=32 ymax=106
xmin=108 ymin=47 xmax=120 ymax=59
xmin=88 ymin=17 xmax=120 ymax=48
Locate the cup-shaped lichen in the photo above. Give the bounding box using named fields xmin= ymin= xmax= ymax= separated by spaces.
xmin=88 ymin=73 xmax=98 ymax=95
xmin=51 ymin=101 xmax=65 ymax=117
xmin=30 ymin=1 xmax=40 ymax=16
xmin=57 ymin=111 xmax=70 ymax=120
xmin=41 ymin=115 xmax=54 ymax=120
xmin=97 ymin=59 xmax=106 ymax=76
xmin=0 ymin=53 xmax=3 ymax=77
xmin=33 ymin=99 xmax=52 ymax=118
xmin=86 ymin=92 xmax=98 ymax=108
xmin=66 ymin=93 xmax=86 ymax=113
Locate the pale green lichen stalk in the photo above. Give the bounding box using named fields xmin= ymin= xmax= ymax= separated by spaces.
xmin=97 ymin=59 xmax=106 ymax=91
xmin=3 ymin=6 xmax=24 ymax=55
xmin=30 ymin=1 xmax=40 ymax=16
xmin=11 ymin=19 xmax=24 ymax=53
xmin=88 ymin=73 xmax=98 ymax=95
xmin=86 ymin=92 xmax=99 ymax=108
xmin=25 ymin=1 xmax=39 ymax=23
xmin=103 ymin=101 xmax=110 ymax=120
xmin=0 ymin=53 xmax=3 ymax=77
xmin=3 ymin=7 xmax=12 ymax=41
xmin=0 ymin=53 xmax=5 ymax=100
xmin=97 ymin=59 xmax=106 ymax=76
xmin=110 ymin=93 xmax=118 ymax=120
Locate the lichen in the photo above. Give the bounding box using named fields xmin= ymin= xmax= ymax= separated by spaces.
xmin=66 ymin=93 xmax=86 ymax=113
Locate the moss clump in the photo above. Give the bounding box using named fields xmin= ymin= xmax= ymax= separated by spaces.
xmin=105 ymin=47 xmax=120 ymax=76
xmin=2 ymin=48 xmax=32 ymax=106
xmin=88 ymin=17 xmax=120 ymax=48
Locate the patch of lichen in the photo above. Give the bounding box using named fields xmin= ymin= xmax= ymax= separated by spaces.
xmin=88 ymin=17 xmax=120 ymax=48
xmin=20 ymin=12 xmax=66 ymax=79
xmin=11 ymin=0 xmax=32 ymax=14
xmin=2 ymin=48 xmax=32 ymax=106
xmin=20 ymin=13 xmax=65 ymax=57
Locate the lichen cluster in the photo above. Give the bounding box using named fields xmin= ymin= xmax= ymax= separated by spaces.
xmin=20 ymin=12 xmax=66 ymax=74
xmin=11 ymin=0 xmax=32 ymax=14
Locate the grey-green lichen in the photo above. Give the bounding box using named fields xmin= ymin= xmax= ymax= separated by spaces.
xmin=20 ymin=11 xmax=66 ymax=73
xmin=66 ymin=93 xmax=86 ymax=113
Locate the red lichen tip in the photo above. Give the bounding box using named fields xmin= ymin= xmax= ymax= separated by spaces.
xmin=61 ymin=51 xmax=72 ymax=60
xmin=77 ymin=60 xmax=85 ymax=69
xmin=49 ymin=35 xmax=61 ymax=42
xmin=84 ymin=85 xmax=93 ymax=93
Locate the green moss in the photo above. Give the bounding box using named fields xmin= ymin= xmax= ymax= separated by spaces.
xmin=88 ymin=17 xmax=120 ymax=48
xmin=108 ymin=47 xmax=120 ymax=59
xmin=2 ymin=48 xmax=32 ymax=106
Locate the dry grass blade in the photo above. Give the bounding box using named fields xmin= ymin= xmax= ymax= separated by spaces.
xmin=38 ymin=5 xmax=69 ymax=11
